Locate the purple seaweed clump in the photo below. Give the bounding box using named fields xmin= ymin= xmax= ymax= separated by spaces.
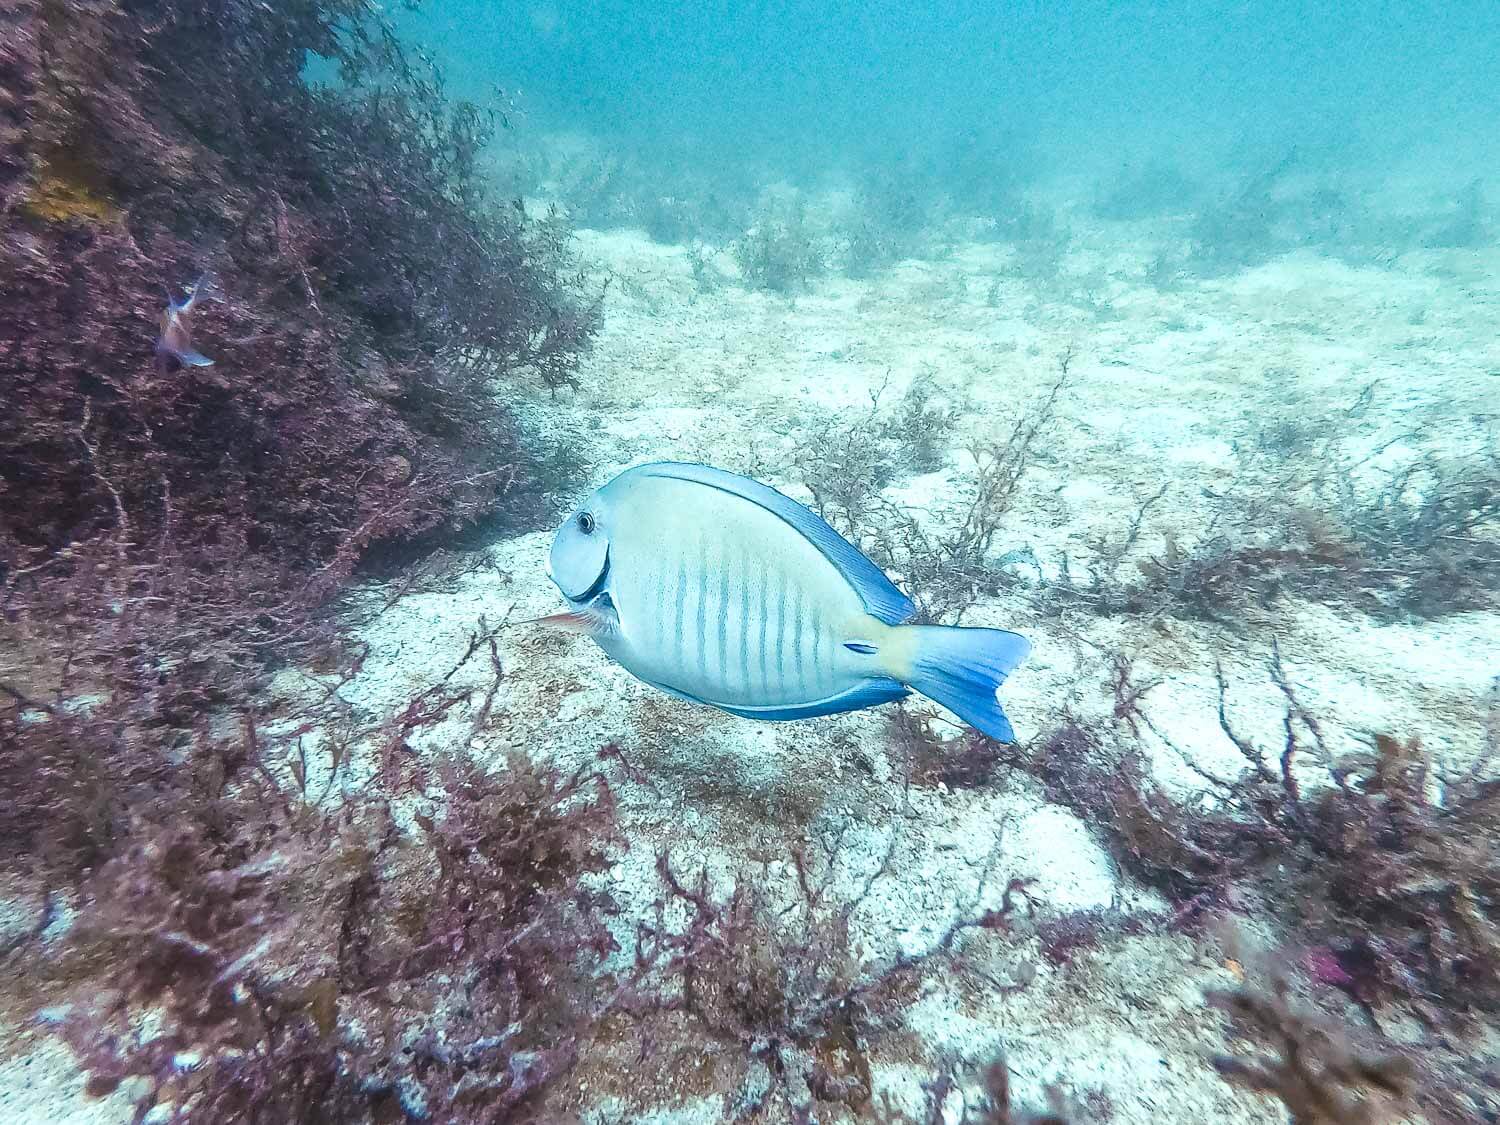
xmin=0 ymin=5 xmax=611 ymax=1120
xmin=0 ymin=0 xmax=598 ymax=892
xmin=2 ymin=0 xmax=596 ymax=603
xmin=47 ymin=747 xmax=629 ymax=1124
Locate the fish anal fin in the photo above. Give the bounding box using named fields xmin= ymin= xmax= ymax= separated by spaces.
xmin=643 ymin=676 xmax=909 ymax=722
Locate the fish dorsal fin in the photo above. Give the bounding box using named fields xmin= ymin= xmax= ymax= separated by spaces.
xmin=632 ymin=462 xmax=916 ymax=626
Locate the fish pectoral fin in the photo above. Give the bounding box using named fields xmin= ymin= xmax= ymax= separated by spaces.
xmin=526 ymin=610 xmax=603 ymax=634
xmin=843 ymin=641 xmax=879 ymax=654
xmin=522 ymin=599 xmax=618 ymax=638
xmin=176 ymin=349 xmax=215 ymax=367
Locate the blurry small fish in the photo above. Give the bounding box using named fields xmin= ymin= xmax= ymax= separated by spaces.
xmin=156 ymin=273 xmax=218 ymax=371
xmin=541 ymin=462 xmax=1030 ymax=740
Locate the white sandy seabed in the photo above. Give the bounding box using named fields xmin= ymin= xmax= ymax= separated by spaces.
xmin=4 ymin=220 xmax=1497 ymax=1123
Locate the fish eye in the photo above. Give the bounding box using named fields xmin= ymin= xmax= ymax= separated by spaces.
xmin=577 ymin=511 xmax=595 ymax=534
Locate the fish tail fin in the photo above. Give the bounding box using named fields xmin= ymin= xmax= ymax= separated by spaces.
xmin=174 ymin=348 xmax=215 ymax=367
xmin=903 ymin=625 xmax=1030 ymax=742
xmin=179 ymin=272 xmax=221 ymax=312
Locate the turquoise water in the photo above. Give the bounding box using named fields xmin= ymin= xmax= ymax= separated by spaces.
xmin=397 ymin=0 xmax=1500 ymax=190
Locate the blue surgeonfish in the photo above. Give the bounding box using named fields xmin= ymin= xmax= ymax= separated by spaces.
xmin=156 ymin=273 xmax=218 ymax=371
xmin=541 ymin=462 xmax=1030 ymax=741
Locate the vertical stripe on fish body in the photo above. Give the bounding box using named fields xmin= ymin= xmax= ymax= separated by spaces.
xmin=600 ymin=473 xmax=887 ymax=711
